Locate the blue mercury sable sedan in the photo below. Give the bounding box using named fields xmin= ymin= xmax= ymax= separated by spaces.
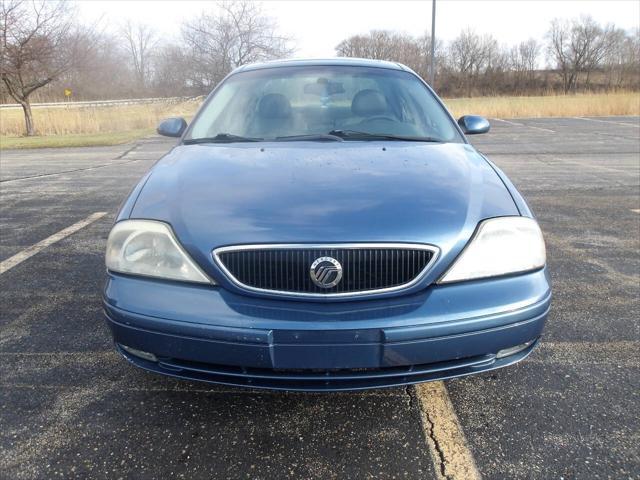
xmin=104 ymin=58 xmax=551 ymax=391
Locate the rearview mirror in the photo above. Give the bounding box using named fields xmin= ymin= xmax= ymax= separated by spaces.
xmin=457 ymin=115 xmax=490 ymax=135
xmin=304 ymin=78 xmax=345 ymax=96
xmin=157 ymin=117 xmax=187 ymax=137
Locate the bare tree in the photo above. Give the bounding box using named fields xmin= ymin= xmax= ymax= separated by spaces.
xmin=416 ymin=32 xmax=445 ymax=82
xmin=181 ymin=1 xmax=293 ymax=92
xmin=547 ymin=19 xmax=573 ymax=92
xmin=509 ymin=38 xmax=540 ymax=90
xmin=448 ymin=29 xmax=478 ymax=79
xmin=335 ymin=29 xmax=443 ymax=81
xmin=153 ymin=44 xmax=195 ymax=97
xmin=547 ymin=15 xmax=617 ymax=92
xmin=57 ymin=32 xmax=135 ymax=99
xmin=447 ymin=29 xmax=501 ymax=95
xmin=0 ymin=0 xmax=95 ymax=135
xmin=517 ymin=39 xmax=540 ymax=77
xmin=336 ymin=30 xmax=402 ymax=60
xmin=620 ymin=28 xmax=640 ymax=89
xmin=602 ymin=28 xmax=640 ymax=89
xmin=121 ymin=21 xmax=157 ymax=91
xmin=602 ymin=28 xmax=628 ymax=88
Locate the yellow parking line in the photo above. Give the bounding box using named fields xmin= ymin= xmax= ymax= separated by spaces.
xmin=0 ymin=212 xmax=108 ymax=274
xmin=415 ymin=381 xmax=482 ymax=480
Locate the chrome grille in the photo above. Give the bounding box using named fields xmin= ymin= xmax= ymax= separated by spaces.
xmin=214 ymin=244 xmax=438 ymax=297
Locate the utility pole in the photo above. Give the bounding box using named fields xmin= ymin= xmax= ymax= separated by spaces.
xmin=430 ymin=0 xmax=436 ymax=86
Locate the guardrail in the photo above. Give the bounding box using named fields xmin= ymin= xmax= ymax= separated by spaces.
xmin=0 ymin=96 xmax=205 ymax=110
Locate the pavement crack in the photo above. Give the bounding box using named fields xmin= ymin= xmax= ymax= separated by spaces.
xmin=406 ymin=384 xmax=452 ymax=479
xmin=115 ymin=143 xmax=140 ymax=159
xmin=405 ymin=384 xmax=417 ymax=409
xmin=0 ymin=142 xmax=147 ymax=183
xmin=422 ymin=402 xmax=452 ymax=480
xmin=414 ymin=382 xmax=481 ymax=480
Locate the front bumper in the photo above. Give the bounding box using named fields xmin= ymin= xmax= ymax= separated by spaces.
xmin=103 ymin=268 xmax=551 ymax=391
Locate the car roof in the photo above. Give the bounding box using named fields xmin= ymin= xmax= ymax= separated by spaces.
xmin=234 ymin=58 xmax=410 ymax=73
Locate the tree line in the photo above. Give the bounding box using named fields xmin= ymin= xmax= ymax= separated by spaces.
xmin=1 ymin=0 xmax=639 ymax=136
xmin=337 ymin=19 xmax=639 ymax=97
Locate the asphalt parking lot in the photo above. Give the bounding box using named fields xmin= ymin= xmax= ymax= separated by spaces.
xmin=1 ymin=116 xmax=639 ymax=479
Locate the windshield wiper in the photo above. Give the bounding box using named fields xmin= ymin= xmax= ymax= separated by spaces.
xmin=183 ymin=133 xmax=263 ymax=144
xmin=275 ymin=133 xmax=343 ymax=142
xmin=328 ymin=129 xmax=442 ymax=142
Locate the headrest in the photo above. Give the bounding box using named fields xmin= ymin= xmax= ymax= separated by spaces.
xmin=258 ymin=93 xmax=292 ymax=119
xmin=351 ymin=89 xmax=388 ymax=117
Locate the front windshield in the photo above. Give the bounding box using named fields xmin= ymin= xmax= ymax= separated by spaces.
xmin=185 ymin=65 xmax=462 ymax=143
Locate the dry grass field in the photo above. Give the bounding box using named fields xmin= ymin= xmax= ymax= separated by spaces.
xmin=0 ymin=92 xmax=638 ymax=149
xmin=444 ymin=91 xmax=640 ymax=119
xmin=0 ymin=129 xmax=155 ymax=149
xmin=0 ymin=99 xmax=200 ymax=137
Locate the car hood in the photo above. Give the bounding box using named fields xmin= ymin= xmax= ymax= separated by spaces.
xmin=130 ymin=141 xmax=518 ymax=280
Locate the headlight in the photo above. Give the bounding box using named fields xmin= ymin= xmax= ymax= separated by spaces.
xmin=106 ymin=220 xmax=212 ymax=284
xmin=439 ymin=216 xmax=546 ymax=283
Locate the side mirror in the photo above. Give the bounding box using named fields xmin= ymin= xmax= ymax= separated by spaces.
xmin=457 ymin=115 xmax=490 ymax=135
xmin=157 ymin=117 xmax=187 ymax=137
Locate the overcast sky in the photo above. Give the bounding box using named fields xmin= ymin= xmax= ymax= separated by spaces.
xmin=79 ymin=0 xmax=640 ymax=57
